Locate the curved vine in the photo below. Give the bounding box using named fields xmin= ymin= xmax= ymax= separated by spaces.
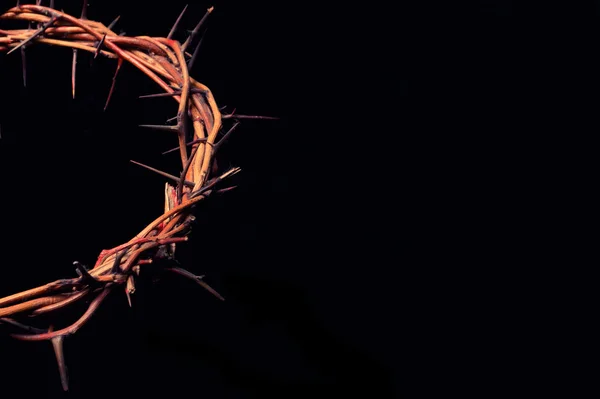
xmin=0 ymin=3 xmax=273 ymax=391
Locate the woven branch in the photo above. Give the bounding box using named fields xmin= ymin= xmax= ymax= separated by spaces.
xmin=0 ymin=3 xmax=267 ymax=391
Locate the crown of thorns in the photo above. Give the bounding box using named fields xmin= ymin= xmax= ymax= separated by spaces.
xmin=0 ymin=1 xmax=276 ymax=391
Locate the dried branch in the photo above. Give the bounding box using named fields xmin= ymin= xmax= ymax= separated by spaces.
xmin=0 ymin=3 xmax=276 ymax=391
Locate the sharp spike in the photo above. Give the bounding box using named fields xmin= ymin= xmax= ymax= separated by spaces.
xmin=7 ymin=15 xmax=59 ymax=55
xmin=216 ymin=185 xmax=238 ymax=194
xmin=167 ymin=4 xmax=188 ymax=40
xmin=94 ymin=16 xmax=120 ymax=59
xmin=107 ymin=15 xmax=121 ymax=30
xmin=222 ymin=114 xmax=280 ymax=120
xmin=138 ymin=88 xmax=205 ymax=99
xmin=80 ymin=0 xmax=87 ymax=20
xmin=168 ymin=267 xmax=224 ymax=301
xmin=139 ymin=124 xmax=180 ymax=133
xmin=181 ymin=6 xmax=214 ymax=52
xmin=50 ymin=0 xmax=55 ymax=8
xmin=125 ymin=289 xmax=132 ymax=307
xmin=139 ymin=91 xmax=182 ymax=99
xmin=187 ymin=28 xmax=207 ymax=71
xmin=71 ymin=49 xmax=77 ymax=99
xmin=94 ymin=34 xmax=106 ymax=59
xmin=213 ymin=121 xmax=240 ymax=152
xmin=129 ymin=160 xmax=195 ymax=187
xmin=104 ymin=57 xmax=123 ymax=111
xmin=49 ymin=326 xmax=69 ymax=391
xmin=162 ymin=137 xmax=208 ymax=155
xmin=20 ymin=48 xmax=26 ymax=87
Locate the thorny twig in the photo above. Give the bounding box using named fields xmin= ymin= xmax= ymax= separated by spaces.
xmin=0 ymin=2 xmax=276 ymax=391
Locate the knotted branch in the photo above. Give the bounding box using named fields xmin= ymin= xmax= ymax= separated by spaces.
xmin=0 ymin=3 xmax=273 ymax=391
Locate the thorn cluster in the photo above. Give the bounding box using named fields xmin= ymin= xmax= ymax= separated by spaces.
xmin=0 ymin=2 xmax=277 ymax=391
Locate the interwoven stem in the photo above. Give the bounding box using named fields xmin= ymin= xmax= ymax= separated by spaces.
xmin=0 ymin=4 xmax=237 ymax=348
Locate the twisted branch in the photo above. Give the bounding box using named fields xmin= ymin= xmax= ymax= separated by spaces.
xmin=0 ymin=3 xmax=271 ymax=390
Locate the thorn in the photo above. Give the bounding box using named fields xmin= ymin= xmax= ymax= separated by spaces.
xmin=181 ymin=6 xmax=214 ymax=52
xmin=49 ymin=326 xmax=69 ymax=391
xmin=216 ymin=185 xmax=238 ymax=194
xmin=138 ymin=124 xmax=180 ymax=133
xmin=191 ymin=167 xmax=241 ymax=198
xmin=80 ymin=0 xmax=88 ymax=20
xmin=74 ymin=261 xmax=100 ymax=285
xmin=20 ymin=48 xmax=26 ymax=87
xmin=138 ymin=88 xmax=206 ymax=99
xmin=94 ymin=35 xmax=106 ymax=59
xmin=129 ymin=160 xmax=195 ymax=187
xmin=50 ymin=0 xmax=55 ymax=8
xmin=107 ymin=15 xmax=121 ymax=30
xmin=162 ymin=137 xmax=208 ymax=155
xmin=168 ymin=267 xmax=224 ymax=301
xmin=187 ymin=28 xmax=207 ymax=71
xmin=71 ymin=49 xmax=77 ymax=99
xmin=167 ymin=4 xmax=188 ymax=40
xmin=104 ymin=58 xmax=123 ymax=111
xmin=222 ymin=114 xmax=280 ymax=120
xmin=73 ymin=261 xmax=88 ymax=277
xmin=94 ymin=16 xmax=120 ymax=59
xmin=213 ymin=121 xmax=240 ymax=152
xmin=7 ymin=15 xmax=59 ymax=55
xmin=125 ymin=289 xmax=132 ymax=307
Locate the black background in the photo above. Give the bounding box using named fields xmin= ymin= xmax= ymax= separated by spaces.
xmin=0 ymin=0 xmax=396 ymax=398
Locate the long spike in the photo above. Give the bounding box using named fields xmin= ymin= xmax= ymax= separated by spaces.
xmin=181 ymin=6 xmax=213 ymax=52
xmin=129 ymin=160 xmax=195 ymax=187
xmin=167 ymin=4 xmax=188 ymax=39
xmin=50 ymin=0 xmax=55 ymax=8
xmin=222 ymin=114 xmax=280 ymax=120
xmin=138 ymin=124 xmax=180 ymax=133
xmin=107 ymin=14 xmax=121 ymax=30
xmin=162 ymin=137 xmax=208 ymax=155
xmin=94 ymin=35 xmax=106 ymax=59
xmin=187 ymin=28 xmax=207 ymax=71
xmin=71 ymin=49 xmax=77 ymax=99
xmin=138 ymin=88 xmax=205 ymax=99
xmin=94 ymin=16 xmax=120 ymax=59
xmin=49 ymin=326 xmax=69 ymax=391
xmin=104 ymin=57 xmax=122 ymax=111
xmin=20 ymin=48 xmax=26 ymax=87
xmin=213 ymin=121 xmax=240 ymax=152
xmin=80 ymin=0 xmax=87 ymax=20
xmin=168 ymin=267 xmax=224 ymax=301
xmin=7 ymin=15 xmax=59 ymax=55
